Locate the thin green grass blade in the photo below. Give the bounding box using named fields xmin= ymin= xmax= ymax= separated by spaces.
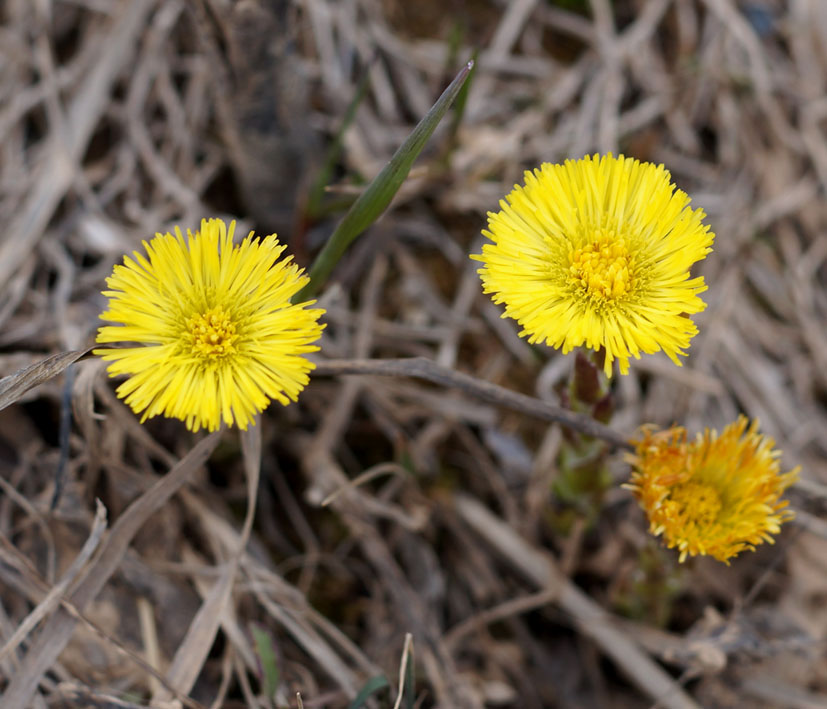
xmin=306 ymin=62 xmax=374 ymax=220
xmin=347 ymin=675 xmax=390 ymax=709
xmin=250 ymin=624 xmax=280 ymax=699
xmin=296 ymin=60 xmax=475 ymax=301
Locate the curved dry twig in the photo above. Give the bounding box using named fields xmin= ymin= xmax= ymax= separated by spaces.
xmin=312 ymin=357 xmax=633 ymax=450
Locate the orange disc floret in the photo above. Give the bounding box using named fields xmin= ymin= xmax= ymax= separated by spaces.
xmin=625 ymin=416 xmax=798 ymax=563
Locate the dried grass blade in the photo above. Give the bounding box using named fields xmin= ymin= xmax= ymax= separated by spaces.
xmin=0 ymin=348 xmax=91 ymax=412
xmin=455 ymin=494 xmax=701 ymax=709
xmin=153 ymin=561 xmax=237 ymax=703
xmin=0 ymin=501 xmax=107 ymax=663
xmin=0 ymin=0 xmax=154 ymax=293
xmin=0 ymin=431 xmax=222 ymax=709
xmin=392 ymin=633 xmax=414 ymax=709
xmin=154 ymin=423 xmax=262 ymax=701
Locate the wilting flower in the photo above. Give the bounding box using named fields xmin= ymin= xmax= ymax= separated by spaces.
xmin=95 ymin=218 xmax=325 ymax=432
xmin=473 ymin=154 xmax=714 ymax=377
xmin=625 ymin=417 xmax=798 ymax=563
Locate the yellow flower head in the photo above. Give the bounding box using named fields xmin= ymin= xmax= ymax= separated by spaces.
xmin=625 ymin=416 xmax=799 ymax=563
xmin=473 ymin=154 xmax=714 ymax=376
xmin=95 ymin=218 xmax=325 ymax=432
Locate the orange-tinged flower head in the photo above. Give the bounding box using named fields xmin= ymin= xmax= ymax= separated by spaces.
xmin=625 ymin=416 xmax=798 ymax=563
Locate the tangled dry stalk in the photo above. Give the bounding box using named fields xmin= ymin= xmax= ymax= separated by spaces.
xmin=0 ymin=1 xmax=826 ymax=707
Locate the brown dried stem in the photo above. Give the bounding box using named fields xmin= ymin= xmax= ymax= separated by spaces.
xmin=312 ymin=357 xmax=633 ymax=450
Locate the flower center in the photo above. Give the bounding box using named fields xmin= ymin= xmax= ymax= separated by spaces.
xmin=187 ymin=306 xmax=238 ymax=359
xmin=568 ymin=234 xmax=634 ymax=301
xmin=666 ymin=480 xmax=722 ymax=529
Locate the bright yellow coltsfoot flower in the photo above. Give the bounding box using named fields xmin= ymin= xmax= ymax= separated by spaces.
xmin=95 ymin=218 xmax=325 ymax=432
xmin=473 ymin=154 xmax=714 ymax=376
xmin=625 ymin=416 xmax=799 ymax=563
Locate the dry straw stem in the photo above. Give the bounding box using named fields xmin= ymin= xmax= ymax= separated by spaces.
xmin=392 ymin=632 xmax=415 ymax=709
xmin=304 ymin=448 xmax=481 ymax=708
xmin=0 ymin=1 xmax=153 ymax=297
xmin=179 ymin=488 xmax=377 ymax=697
xmin=0 ymin=506 xmax=193 ymax=707
xmin=455 ymin=494 xmax=700 ymax=709
xmin=0 ymin=432 xmax=221 ymax=709
xmin=0 ymin=500 xmax=106 ymax=665
xmin=151 ymin=425 xmax=261 ymax=703
xmin=313 ymin=357 xmax=632 ymax=450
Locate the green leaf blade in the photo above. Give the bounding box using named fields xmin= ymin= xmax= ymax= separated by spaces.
xmin=297 ymin=60 xmax=475 ymax=301
xmin=251 ymin=624 xmax=280 ymax=699
xmin=348 ymin=675 xmax=390 ymax=709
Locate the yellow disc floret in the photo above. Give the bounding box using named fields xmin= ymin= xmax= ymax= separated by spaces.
xmin=187 ymin=306 xmax=239 ymax=359
xmin=473 ymin=154 xmax=714 ymax=376
xmin=568 ymin=234 xmax=635 ymax=303
xmin=95 ymin=218 xmax=325 ymax=432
